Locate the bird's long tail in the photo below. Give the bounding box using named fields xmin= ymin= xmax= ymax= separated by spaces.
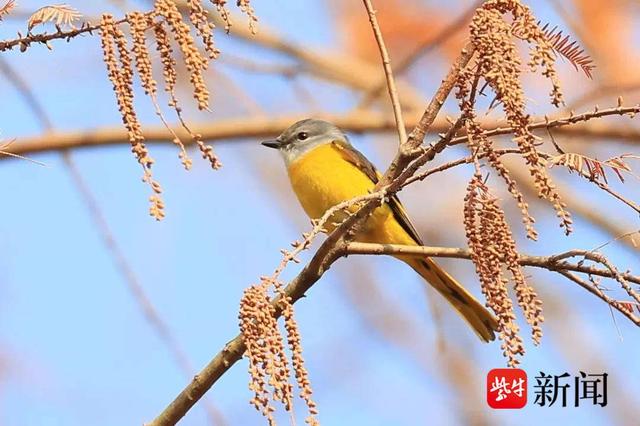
xmin=403 ymin=256 xmax=498 ymax=342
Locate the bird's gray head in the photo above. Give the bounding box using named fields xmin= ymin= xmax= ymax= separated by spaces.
xmin=261 ymin=119 xmax=348 ymax=166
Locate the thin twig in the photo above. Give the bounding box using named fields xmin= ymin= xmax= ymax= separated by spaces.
xmin=343 ymin=242 xmax=640 ymax=286
xmin=406 ymin=44 xmax=475 ymax=151
xmin=361 ymin=0 xmax=407 ymax=145
xmin=343 ymin=242 xmax=640 ymax=325
xmin=0 ymin=19 xmax=122 ymax=52
xmin=558 ymin=271 xmax=640 ymax=326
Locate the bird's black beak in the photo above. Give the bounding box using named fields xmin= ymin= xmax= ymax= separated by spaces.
xmin=261 ymin=138 xmax=282 ymax=149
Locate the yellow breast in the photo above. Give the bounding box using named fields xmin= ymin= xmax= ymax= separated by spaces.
xmin=287 ymin=143 xmax=375 ymax=220
xmin=286 ymin=143 xmax=415 ymax=246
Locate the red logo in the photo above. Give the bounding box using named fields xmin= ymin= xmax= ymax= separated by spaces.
xmin=487 ymin=368 xmax=527 ymax=409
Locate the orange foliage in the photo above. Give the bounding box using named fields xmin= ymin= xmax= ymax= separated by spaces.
xmin=574 ymin=0 xmax=640 ymax=84
xmin=332 ymin=0 xmax=465 ymax=64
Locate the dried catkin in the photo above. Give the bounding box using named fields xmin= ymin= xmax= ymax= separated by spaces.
xmin=97 ymin=0 xmax=258 ymax=215
xmin=240 ymin=283 xmax=290 ymax=426
xmin=188 ymin=0 xmax=220 ymax=59
xmin=457 ymin=77 xmax=538 ymax=240
xmin=239 ymin=281 xmax=319 ymax=425
xmin=282 ymin=296 xmax=319 ymax=424
xmin=100 ymin=13 xmax=164 ymax=220
xmin=130 ymin=11 xmax=192 ymax=170
xmin=237 ymin=0 xmax=258 ymax=34
xmin=468 ymin=0 xmax=573 ymax=234
xmin=153 ymin=21 xmax=179 ymax=106
xmin=153 ymin=19 xmax=222 ymax=170
xmin=210 ymin=0 xmax=232 ymax=32
xmin=128 ymin=12 xmax=156 ymax=96
xmin=464 ymin=175 xmax=526 ymax=367
xmin=155 ymin=0 xmax=210 ymax=111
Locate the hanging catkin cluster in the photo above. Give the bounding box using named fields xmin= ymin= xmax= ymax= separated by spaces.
xmin=239 ymin=280 xmax=319 ymax=426
xmin=467 ymin=0 xmax=573 ymax=234
xmin=100 ymin=14 xmax=164 ymax=220
xmin=457 ymin=80 xmax=537 ymax=240
xmin=453 ymin=0 xmax=580 ymax=366
xmin=98 ymin=0 xmax=255 ymax=219
xmin=464 ymin=174 xmax=543 ymax=367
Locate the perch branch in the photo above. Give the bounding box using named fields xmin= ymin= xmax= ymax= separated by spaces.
xmin=148 ymin=40 xmax=474 ymax=425
xmin=343 ymin=242 xmax=640 ymax=325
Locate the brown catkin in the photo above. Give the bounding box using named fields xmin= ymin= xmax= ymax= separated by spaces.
xmin=490 ymin=192 xmax=544 ymax=345
xmin=130 ymin=11 xmax=192 ymax=170
xmin=464 ymin=174 xmax=526 ymax=367
xmin=237 ymin=0 xmax=258 ymax=34
xmin=281 ymin=295 xmax=319 ymax=424
xmin=155 ymin=0 xmax=210 ymax=110
xmin=240 ymin=281 xmax=295 ymax=425
xmin=239 ymin=279 xmax=320 ymax=425
xmin=128 ymin=12 xmax=156 ymax=96
xmin=153 ymin=20 xmax=221 ymax=169
xmin=153 ymin=21 xmax=179 ymax=106
xmin=194 ymin=133 xmax=222 ymax=169
xmin=210 ymin=0 xmax=232 ymax=32
xmin=240 ymin=284 xmax=277 ymax=425
xmin=468 ymin=0 xmax=573 ymax=234
xmin=99 ymin=2 xmax=242 ymax=215
xmin=188 ymin=0 xmax=220 ymax=59
xmin=457 ymin=75 xmax=538 ymax=240
xmin=100 ymin=13 xmax=164 ymax=220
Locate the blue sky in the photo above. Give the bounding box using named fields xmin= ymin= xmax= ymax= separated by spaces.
xmin=0 ymin=0 xmax=639 ymax=425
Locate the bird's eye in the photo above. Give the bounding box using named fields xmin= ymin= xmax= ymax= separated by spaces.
xmin=297 ymin=132 xmax=309 ymax=141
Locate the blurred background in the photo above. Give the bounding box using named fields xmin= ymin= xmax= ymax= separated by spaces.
xmin=0 ymin=0 xmax=639 ymax=424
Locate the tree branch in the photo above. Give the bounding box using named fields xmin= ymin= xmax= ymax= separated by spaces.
xmin=342 ymin=242 xmax=640 ymax=325
xmin=406 ymin=44 xmax=475 ymax=151
xmin=343 ymin=242 xmax=640 ymax=285
xmin=0 ymin=19 xmax=125 ymax=52
xmin=4 ymin=105 xmax=639 ymax=158
xmin=356 ymin=0 xmax=482 ymax=109
xmin=147 ymin=39 xmax=475 ymax=423
xmin=361 ymin=0 xmax=407 ymax=144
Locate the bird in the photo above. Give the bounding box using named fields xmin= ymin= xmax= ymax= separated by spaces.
xmin=262 ymin=119 xmax=498 ymax=342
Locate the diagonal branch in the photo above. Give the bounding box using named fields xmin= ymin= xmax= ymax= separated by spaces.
xmin=147 ymin=43 xmax=474 ymax=425
xmin=356 ymin=0 xmax=482 ymax=109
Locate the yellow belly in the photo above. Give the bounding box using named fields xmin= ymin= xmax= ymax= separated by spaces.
xmin=287 ymin=143 xmax=416 ymax=246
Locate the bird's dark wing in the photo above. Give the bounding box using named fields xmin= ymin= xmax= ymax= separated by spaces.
xmin=331 ymin=140 xmax=424 ymax=245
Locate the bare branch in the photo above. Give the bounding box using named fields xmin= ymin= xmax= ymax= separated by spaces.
xmin=406 ymin=44 xmax=475 ymax=151
xmin=343 ymin=242 xmax=640 ymax=286
xmin=4 ymin=104 xmax=639 ymax=158
xmin=361 ymin=0 xmax=407 ymax=144
xmin=343 ymin=242 xmax=640 ymax=325
xmin=148 ymin=39 xmax=477 ymax=423
xmin=0 ymin=19 xmax=122 ymax=53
